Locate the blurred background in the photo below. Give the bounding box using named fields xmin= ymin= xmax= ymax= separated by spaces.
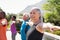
xmin=0 ymin=0 xmax=60 ymax=40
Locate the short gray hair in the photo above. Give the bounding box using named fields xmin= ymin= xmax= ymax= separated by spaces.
xmin=23 ymin=13 xmax=29 ymax=17
xmin=23 ymin=13 xmax=30 ymax=20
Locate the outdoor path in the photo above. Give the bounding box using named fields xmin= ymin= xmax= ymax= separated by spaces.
xmin=6 ymin=31 xmax=21 ymax=40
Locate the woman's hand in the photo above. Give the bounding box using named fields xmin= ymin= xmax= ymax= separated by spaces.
xmin=50 ymin=26 xmax=60 ymax=31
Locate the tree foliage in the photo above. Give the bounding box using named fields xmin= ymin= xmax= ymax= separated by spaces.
xmin=43 ymin=0 xmax=60 ymax=26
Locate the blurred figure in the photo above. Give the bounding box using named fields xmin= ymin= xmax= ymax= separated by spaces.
xmin=20 ymin=13 xmax=30 ymax=40
xmin=15 ymin=20 xmax=22 ymax=33
xmin=10 ymin=16 xmax=17 ymax=40
xmin=26 ymin=7 xmax=44 ymax=40
xmin=0 ymin=11 xmax=8 ymax=40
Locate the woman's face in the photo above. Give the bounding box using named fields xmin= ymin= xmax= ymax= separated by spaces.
xmin=23 ymin=15 xmax=28 ymax=21
xmin=30 ymin=9 xmax=40 ymax=22
xmin=11 ymin=17 xmax=14 ymax=20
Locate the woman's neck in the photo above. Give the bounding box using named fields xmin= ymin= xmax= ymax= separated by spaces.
xmin=33 ymin=19 xmax=41 ymax=24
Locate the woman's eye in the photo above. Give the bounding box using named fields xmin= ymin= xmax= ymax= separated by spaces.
xmin=30 ymin=12 xmax=32 ymax=14
xmin=30 ymin=12 xmax=35 ymax=14
xmin=33 ymin=12 xmax=35 ymax=14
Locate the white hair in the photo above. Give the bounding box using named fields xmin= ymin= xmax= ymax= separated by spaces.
xmin=23 ymin=13 xmax=29 ymax=17
xmin=30 ymin=7 xmax=43 ymax=25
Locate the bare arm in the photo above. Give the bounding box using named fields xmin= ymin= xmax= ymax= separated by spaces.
xmin=36 ymin=23 xmax=44 ymax=33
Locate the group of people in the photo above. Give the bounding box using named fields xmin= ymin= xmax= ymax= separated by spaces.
xmin=0 ymin=7 xmax=59 ymax=40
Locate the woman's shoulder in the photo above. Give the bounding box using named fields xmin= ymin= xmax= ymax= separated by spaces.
xmin=1 ymin=18 xmax=8 ymax=25
xmin=2 ymin=18 xmax=7 ymax=21
xmin=1 ymin=19 xmax=7 ymax=22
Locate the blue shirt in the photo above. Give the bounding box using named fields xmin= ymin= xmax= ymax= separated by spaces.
xmin=20 ymin=20 xmax=30 ymax=40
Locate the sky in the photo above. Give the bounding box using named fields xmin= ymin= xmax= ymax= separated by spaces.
xmin=0 ymin=0 xmax=42 ymax=14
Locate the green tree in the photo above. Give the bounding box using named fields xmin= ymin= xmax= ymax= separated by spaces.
xmin=19 ymin=13 xmax=23 ymax=16
xmin=19 ymin=13 xmax=23 ymax=19
xmin=43 ymin=0 xmax=60 ymax=26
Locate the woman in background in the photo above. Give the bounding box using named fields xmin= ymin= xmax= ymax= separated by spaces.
xmin=0 ymin=11 xmax=8 ymax=40
xmin=10 ymin=16 xmax=17 ymax=40
xmin=20 ymin=13 xmax=30 ymax=40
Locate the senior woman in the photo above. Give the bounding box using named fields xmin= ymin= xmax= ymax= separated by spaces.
xmin=26 ymin=7 xmax=44 ymax=40
xmin=20 ymin=13 xmax=30 ymax=40
xmin=26 ymin=7 xmax=60 ymax=40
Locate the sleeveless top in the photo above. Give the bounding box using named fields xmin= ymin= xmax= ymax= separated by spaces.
xmin=26 ymin=21 xmax=43 ymax=40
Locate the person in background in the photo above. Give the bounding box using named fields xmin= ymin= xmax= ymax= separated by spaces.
xmin=20 ymin=13 xmax=30 ymax=40
xmin=10 ymin=16 xmax=17 ymax=40
xmin=0 ymin=11 xmax=8 ymax=40
xmin=15 ymin=20 xmax=22 ymax=34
